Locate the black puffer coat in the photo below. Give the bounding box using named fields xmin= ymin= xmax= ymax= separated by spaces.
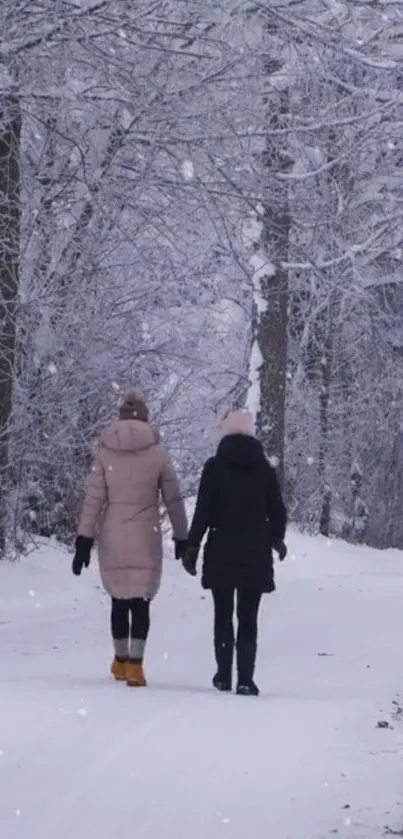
xmin=188 ymin=434 xmax=287 ymax=592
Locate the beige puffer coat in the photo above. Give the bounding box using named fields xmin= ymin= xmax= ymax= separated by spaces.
xmin=78 ymin=419 xmax=188 ymax=599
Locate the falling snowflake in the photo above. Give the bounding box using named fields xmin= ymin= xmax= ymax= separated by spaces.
xmin=181 ymin=160 xmax=194 ymax=181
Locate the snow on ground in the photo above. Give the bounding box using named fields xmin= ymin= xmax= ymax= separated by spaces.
xmin=1 ymin=532 xmax=403 ymax=839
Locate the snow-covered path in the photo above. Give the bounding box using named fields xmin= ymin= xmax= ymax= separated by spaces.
xmin=1 ymin=534 xmax=403 ymax=839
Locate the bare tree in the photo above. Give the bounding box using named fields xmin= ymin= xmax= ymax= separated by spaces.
xmin=0 ymin=88 xmax=21 ymax=552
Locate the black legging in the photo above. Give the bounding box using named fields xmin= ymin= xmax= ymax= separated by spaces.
xmin=212 ymin=588 xmax=262 ymax=647
xmin=111 ymin=598 xmax=150 ymax=642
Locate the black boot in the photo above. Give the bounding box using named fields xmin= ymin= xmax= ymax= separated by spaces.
xmin=236 ymin=642 xmax=259 ymax=696
xmin=212 ymin=641 xmax=234 ymax=692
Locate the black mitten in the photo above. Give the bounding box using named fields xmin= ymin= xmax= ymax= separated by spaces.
xmin=182 ymin=546 xmax=198 ymax=577
xmin=72 ymin=536 xmax=94 ymax=576
xmin=274 ymin=541 xmax=287 ymax=561
xmin=173 ymin=538 xmax=189 ymax=561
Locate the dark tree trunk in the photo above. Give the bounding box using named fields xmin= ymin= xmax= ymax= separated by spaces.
xmin=0 ymin=93 xmax=21 ymax=553
xmin=318 ymin=353 xmax=332 ymax=537
xmin=254 ymin=57 xmax=291 ymax=490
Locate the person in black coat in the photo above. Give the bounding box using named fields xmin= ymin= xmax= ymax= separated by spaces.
xmin=182 ymin=409 xmax=287 ymax=696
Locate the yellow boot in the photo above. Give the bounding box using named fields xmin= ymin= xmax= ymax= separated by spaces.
xmin=110 ymin=657 xmax=128 ymax=682
xmin=126 ymin=661 xmax=147 ymax=687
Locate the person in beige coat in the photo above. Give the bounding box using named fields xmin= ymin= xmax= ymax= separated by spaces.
xmin=72 ymin=390 xmax=188 ymax=687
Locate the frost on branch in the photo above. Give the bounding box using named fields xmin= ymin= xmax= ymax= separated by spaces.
xmin=0 ymin=0 xmax=403 ymax=551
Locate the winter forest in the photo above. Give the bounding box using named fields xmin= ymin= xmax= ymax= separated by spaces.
xmin=1 ymin=0 xmax=403 ymax=554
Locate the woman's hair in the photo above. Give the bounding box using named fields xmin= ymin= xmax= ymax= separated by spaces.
xmin=119 ymin=388 xmax=149 ymax=422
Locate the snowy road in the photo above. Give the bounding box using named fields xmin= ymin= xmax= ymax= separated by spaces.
xmin=1 ymin=534 xmax=403 ymax=839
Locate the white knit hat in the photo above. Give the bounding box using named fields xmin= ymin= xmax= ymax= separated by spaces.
xmin=220 ymin=409 xmax=255 ymax=438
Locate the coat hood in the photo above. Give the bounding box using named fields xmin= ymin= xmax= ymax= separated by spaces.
xmin=100 ymin=419 xmax=157 ymax=453
xmin=216 ymin=434 xmax=264 ymax=469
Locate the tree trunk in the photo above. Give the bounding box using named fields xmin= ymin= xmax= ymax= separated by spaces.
xmin=257 ymin=211 xmax=289 ymax=487
xmin=0 ymin=93 xmax=21 ymax=552
xmin=318 ymin=352 xmax=332 ymax=536
xmin=253 ymin=59 xmax=291 ymax=489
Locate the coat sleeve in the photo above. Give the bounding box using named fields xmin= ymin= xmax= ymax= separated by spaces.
xmin=188 ymin=459 xmax=215 ymax=548
xmin=78 ymin=454 xmax=107 ymax=538
xmin=266 ymin=463 xmax=287 ymax=545
xmin=160 ymin=453 xmax=188 ymax=540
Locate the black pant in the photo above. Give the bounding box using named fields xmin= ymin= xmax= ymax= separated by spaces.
xmin=111 ymin=598 xmax=150 ymax=641
xmin=212 ymin=588 xmax=262 ymax=648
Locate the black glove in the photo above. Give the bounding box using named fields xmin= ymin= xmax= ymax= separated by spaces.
xmin=72 ymin=535 xmax=94 ymax=576
xmin=173 ymin=538 xmax=188 ymax=561
xmin=274 ymin=540 xmax=287 ymax=561
xmin=182 ymin=545 xmax=198 ymax=577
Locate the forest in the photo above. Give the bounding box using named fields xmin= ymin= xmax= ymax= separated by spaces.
xmin=1 ymin=0 xmax=403 ymax=552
